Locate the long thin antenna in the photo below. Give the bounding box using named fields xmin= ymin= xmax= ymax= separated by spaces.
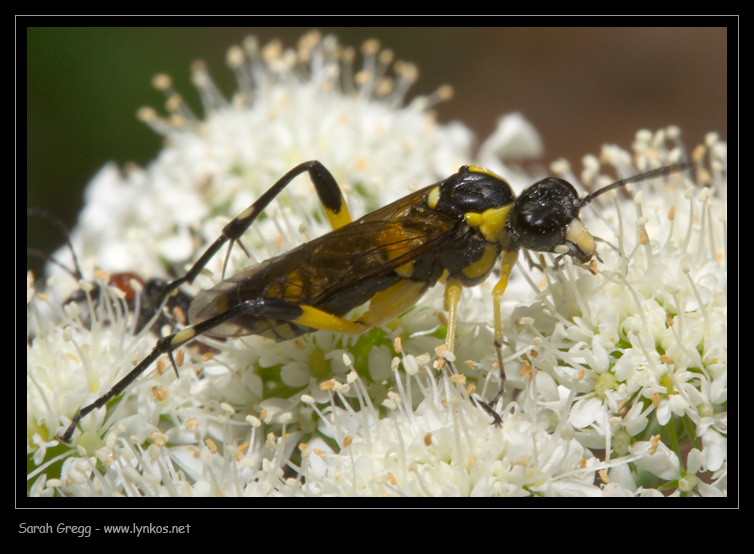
xmin=578 ymin=163 xmax=693 ymax=208
xmin=27 ymin=208 xmax=85 ymax=281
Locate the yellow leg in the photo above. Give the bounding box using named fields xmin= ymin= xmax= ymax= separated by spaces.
xmin=443 ymin=278 xmax=463 ymax=354
xmin=491 ymin=250 xmax=518 ymax=404
xmin=443 ymin=276 xmax=503 ymax=426
xmin=294 ymin=305 xmax=370 ymax=334
xmin=324 ymin=192 xmax=352 ymax=230
xmin=358 ymin=280 xmax=428 ymax=328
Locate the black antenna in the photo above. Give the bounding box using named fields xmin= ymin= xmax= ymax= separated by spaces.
xmin=27 ymin=208 xmax=84 ymax=281
xmin=577 ymin=163 xmax=693 ymax=208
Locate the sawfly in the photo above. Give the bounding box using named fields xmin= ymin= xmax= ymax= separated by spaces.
xmin=58 ymin=160 xmax=691 ymax=443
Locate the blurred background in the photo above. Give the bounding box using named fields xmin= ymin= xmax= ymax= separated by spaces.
xmin=27 ymin=26 xmax=727 ymax=277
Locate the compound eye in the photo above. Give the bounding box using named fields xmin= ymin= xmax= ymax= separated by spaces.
xmin=507 ymin=178 xmax=581 ymax=252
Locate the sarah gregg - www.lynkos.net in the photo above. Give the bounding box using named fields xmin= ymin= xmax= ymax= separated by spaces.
xmin=19 ymin=522 xmax=191 ymax=537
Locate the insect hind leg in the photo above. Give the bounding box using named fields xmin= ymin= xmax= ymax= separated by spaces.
xmin=155 ymin=161 xmax=351 ymax=309
xmin=57 ymin=295 xmax=368 ymax=443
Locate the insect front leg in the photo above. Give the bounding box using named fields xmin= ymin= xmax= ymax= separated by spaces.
xmin=155 ymin=161 xmax=352 ymax=309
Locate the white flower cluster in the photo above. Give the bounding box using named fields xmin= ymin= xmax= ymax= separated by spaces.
xmin=27 ymin=32 xmax=725 ymax=497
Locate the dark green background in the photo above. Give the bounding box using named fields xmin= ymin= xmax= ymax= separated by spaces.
xmin=27 ymin=27 xmax=727 ymax=277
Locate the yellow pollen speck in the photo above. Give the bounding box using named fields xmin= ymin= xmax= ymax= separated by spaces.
xmin=261 ymin=39 xmax=283 ymax=62
xmin=173 ymin=305 xmax=186 ymax=325
xmin=666 ymin=312 xmax=675 ymax=327
xmin=698 ymin=167 xmax=711 ymax=186
xmin=226 ymin=45 xmax=244 ymax=68
xmin=361 ymin=38 xmax=380 ymax=54
xmin=136 ymin=106 xmax=157 ymax=122
xmin=150 ymin=431 xmax=168 ymax=447
xmin=378 ymin=48 xmax=394 ymax=65
xmin=691 ymin=144 xmax=706 ymax=162
xmin=437 ymin=84 xmax=454 ymax=101
xmin=165 ymin=94 xmax=183 ymax=113
xmin=520 ymin=360 xmax=532 ymax=379
xmin=152 ymin=73 xmax=172 ymax=90
xmin=617 ymin=400 xmax=630 ymax=417
xmin=436 ymin=311 xmax=448 ymax=326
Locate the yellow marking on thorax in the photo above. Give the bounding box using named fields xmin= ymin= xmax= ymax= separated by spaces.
xmin=462 ymin=243 xmax=499 ymax=279
xmin=427 ymin=185 xmax=441 ymax=209
xmin=464 ymin=204 xmax=512 ymax=243
xmin=467 ymin=166 xmax=504 ymax=180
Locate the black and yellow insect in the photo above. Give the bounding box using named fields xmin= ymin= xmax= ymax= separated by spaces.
xmin=58 ymin=160 xmax=691 ymax=443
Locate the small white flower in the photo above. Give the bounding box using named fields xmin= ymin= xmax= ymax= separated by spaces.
xmin=296 ymin=369 xmax=600 ymax=497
